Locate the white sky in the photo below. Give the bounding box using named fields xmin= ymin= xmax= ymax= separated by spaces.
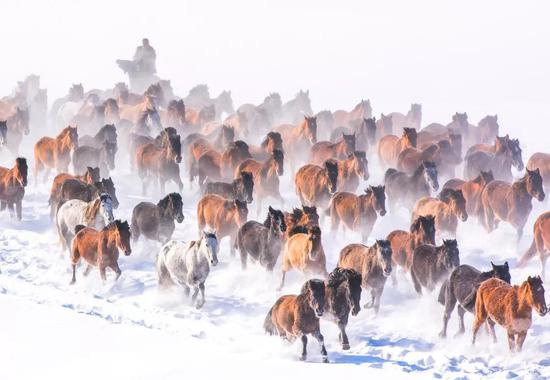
xmin=2 ymin=0 xmax=549 ymax=149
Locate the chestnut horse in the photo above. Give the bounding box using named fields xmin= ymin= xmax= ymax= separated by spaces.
xmin=377 ymin=127 xmax=417 ymax=168
xmin=197 ymin=194 xmax=248 ymax=257
xmin=309 ymin=133 xmax=356 ymax=165
xmin=481 ymin=168 xmax=545 ymax=241
xmin=197 ymin=140 xmax=252 ymax=186
xmin=472 ymin=276 xmax=547 ymax=352
xmin=48 ymin=166 xmax=100 ymax=219
xmin=518 ymin=212 xmax=550 ymax=278
xmin=412 ymin=190 xmax=468 ymax=237
xmin=335 ymin=151 xmax=370 ymax=192
xmin=443 ymin=170 xmax=494 ymax=222
xmin=70 ymin=220 xmax=132 ymax=284
xmin=235 ymin=149 xmax=284 ymax=215
xmin=264 ymin=279 xmax=328 ymax=363
xmin=283 ymin=206 xmax=319 ymax=238
xmin=279 ymin=226 xmax=327 ymax=290
xmin=274 ymin=116 xmax=317 ymax=172
xmin=294 ymin=159 xmax=339 ymax=209
xmin=0 ymin=157 xmax=28 ymax=220
xmin=249 ymin=131 xmax=283 ymax=161
xmin=325 ymin=186 xmax=386 ymax=241
xmin=136 ymin=133 xmax=182 ymax=194
xmin=34 ymin=126 xmax=78 ymax=183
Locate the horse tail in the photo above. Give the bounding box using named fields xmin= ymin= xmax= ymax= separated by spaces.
xmin=462 ymin=285 xmax=479 ymax=310
xmin=517 ymin=237 xmax=537 ymax=267
xmin=263 ymin=306 xmax=276 ymax=335
xmin=437 ymin=280 xmax=448 ymax=305
xmin=384 ymin=168 xmax=398 ymax=183
xmin=74 ymin=225 xmax=86 ymax=235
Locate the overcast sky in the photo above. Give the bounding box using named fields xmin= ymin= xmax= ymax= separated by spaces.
xmin=2 ymin=0 xmax=549 ymax=149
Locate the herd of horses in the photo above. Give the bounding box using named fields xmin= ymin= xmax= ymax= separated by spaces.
xmin=1 ymin=75 xmax=550 ymax=361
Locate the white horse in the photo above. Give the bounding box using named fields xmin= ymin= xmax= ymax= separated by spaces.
xmin=56 ymin=193 xmax=114 ymax=254
xmin=157 ymin=230 xmax=219 ymax=309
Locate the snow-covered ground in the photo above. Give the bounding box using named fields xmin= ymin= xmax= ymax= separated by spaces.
xmin=1 ymin=134 xmax=550 ymax=379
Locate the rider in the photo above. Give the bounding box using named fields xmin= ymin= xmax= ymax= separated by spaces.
xmin=133 ymin=38 xmax=157 ymax=75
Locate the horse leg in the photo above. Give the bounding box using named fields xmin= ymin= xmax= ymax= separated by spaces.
xmin=516 ymin=331 xmax=527 ymax=352
xmin=364 ymin=288 xmax=375 ymax=309
xmin=507 ymin=330 xmax=516 ymax=352
xmin=277 ymin=270 xmax=286 ymax=291
xmin=34 ymin=160 xmax=42 ymax=187
xmin=455 ymin=305 xmax=467 ymax=337
xmin=15 ymin=198 xmax=22 ymax=221
xmin=440 ymin=288 xmax=457 ymax=338
xmin=6 ymin=202 xmax=14 ymax=219
xmin=256 ymin=197 xmax=263 ymax=220
xmin=43 ymin=168 xmax=51 ymax=184
xmin=99 ymin=265 xmax=107 ymax=283
xmin=471 ymin=312 xmax=487 ymax=345
xmin=299 ymin=335 xmax=308 ymax=361
xmin=487 ymin=319 xmax=497 ymax=343
xmin=483 ymin=206 xmax=495 ymax=233
xmin=83 ymin=264 xmax=93 ymax=277
xmin=373 ymin=287 xmax=384 ymax=314
xmin=230 ymin=233 xmax=237 ymax=258
xmin=196 ymin=282 xmax=205 ymax=309
xmin=70 ymin=264 xmax=77 ymax=285
xmin=338 ymin=321 xmax=350 ymax=350
xmin=112 ymin=262 xmax=122 ymax=281
xmin=313 ymin=331 xmax=328 ymax=363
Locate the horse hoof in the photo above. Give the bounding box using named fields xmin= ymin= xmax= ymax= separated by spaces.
xmin=299 ymin=355 xmax=306 ymax=361
xmin=453 ymin=330 xmax=465 ymax=338
xmin=342 ymin=343 xmax=350 ymax=350
xmin=438 ymin=332 xmax=446 ymax=339
xmin=364 ymin=302 xmax=374 ymax=309
xmin=322 ymin=357 xmax=329 ymax=363
xmin=69 ymin=280 xmax=75 ymax=285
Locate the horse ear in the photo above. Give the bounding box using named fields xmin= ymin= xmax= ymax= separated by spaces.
xmin=269 ymin=206 xmax=274 ymax=213
xmin=491 ymin=261 xmax=496 ymax=269
xmin=504 ymin=261 xmax=509 ymax=268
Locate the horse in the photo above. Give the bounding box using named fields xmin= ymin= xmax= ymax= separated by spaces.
xmin=410 ymin=239 xmax=460 ymax=295
xmin=518 ymin=212 xmax=550 ymax=278
xmin=325 ymin=186 xmax=386 ymax=241
xmin=309 ymin=133 xmax=356 ymax=165
xmin=197 ymin=194 xmax=248 ymax=257
xmin=481 ymin=168 xmax=545 ymax=242
xmin=464 ymin=136 xmax=523 ymax=181
xmin=119 ymin=93 xmax=161 ymax=129
xmin=314 ymin=110 xmax=334 ymax=141
xmin=332 ymin=117 xmax=377 ymax=152
xmin=333 ymin=99 xmax=372 ymax=128
xmin=70 ymin=220 xmax=132 ymax=284
xmin=56 ymin=194 xmax=115 ymax=254
xmin=274 ymin=116 xmax=317 ymax=171
xmin=264 ymin=279 xmax=328 ymax=363
xmin=283 ymin=206 xmax=319 ymax=239
xmin=321 ymin=267 xmax=362 ymax=350
xmin=443 ymin=170 xmax=494 ymax=222
xmin=3 ymin=107 xmax=29 ymax=156
xmin=281 ymin=90 xmax=313 ymax=123
xmin=294 ymin=159 xmax=339 ymax=209
xmin=278 ymin=226 xmax=327 ymax=290
xmin=437 ymin=262 xmax=511 ymax=338
xmin=160 ymin=99 xmax=186 ymax=131
xmin=48 ymin=167 xmax=100 ymax=219
xmin=34 ymin=126 xmax=78 ymax=183
xmin=202 ymin=171 xmax=254 ymax=203
xmin=0 ymin=120 xmax=7 ymax=150
xmin=59 ymin=177 xmax=119 ymax=209
xmin=387 ymin=215 xmax=436 ymax=282
xmin=377 ymin=127 xmax=417 ymax=168
xmin=527 ymin=152 xmax=550 ymax=192
xmin=136 ymin=133 xmax=182 ymax=194
xmin=0 ymin=157 xmax=28 ymax=220
xmin=73 ymin=141 xmax=117 ymax=178
xmin=234 ymin=149 xmax=285 ymax=216
xmin=412 ymin=190 xmax=468 ymax=237
xmin=78 ymin=124 xmax=118 ymax=148
xmin=335 ymin=151 xmax=369 ymax=192
xmin=235 ymin=206 xmax=286 ymax=271
xmin=375 ymin=113 xmax=393 ymax=140
xmin=398 ymin=139 xmax=462 ymax=178
xmin=388 ymin=104 xmax=422 ymax=134
xmin=338 ymin=240 xmax=392 ymax=314
xmin=197 ymin=140 xmax=252 ymax=187
xmin=131 ymin=193 xmax=184 ymax=244
xmin=472 ymin=276 xmax=547 ymax=352
xmin=384 ymin=161 xmax=439 ymax=211
xmin=157 ymin=231 xmax=219 ymax=309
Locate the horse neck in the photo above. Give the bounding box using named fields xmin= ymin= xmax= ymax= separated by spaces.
xmin=261 ymin=157 xmax=277 ymax=178
xmin=56 ymin=132 xmax=73 ymax=154
xmin=512 ymin=178 xmax=533 ymax=205
xmin=339 ymin=159 xmax=355 ymax=181
xmin=83 ymin=198 xmax=101 ymax=225
xmin=517 ymin=284 xmax=535 ymax=317
xmin=358 ymin=194 xmax=374 ymax=216
xmin=309 ymin=237 xmax=322 ymax=256
xmin=100 ymin=226 xmax=117 ymax=252
xmin=158 ymin=202 xmax=173 ymax=220
xmin=192 ymin=240 xmax=209 ymax=264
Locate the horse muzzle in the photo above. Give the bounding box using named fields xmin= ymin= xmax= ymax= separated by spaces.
xmin=378 ymin=209 xmax=387 ymax=217
xmin=176 ymin=215 xmax=184 ymax=223
xmin=124 ymin=249 xmax=132 ymax=256
xmin=210 ymin=259 xmax=218 ymax=266
xmin=351 ymin=306 xmax=361 ymax=316
xmin=539 ymin=306 xmax=548 ymax=317
xmin=460 ymin=213 xmax=468 ymax=222
xmin=383 ymin=268 xmax=392 ymax=277
xmin=537 ymin=192 xmax=546 ymax=202
xmin=315 ymin=308 xmax=324 ymax=317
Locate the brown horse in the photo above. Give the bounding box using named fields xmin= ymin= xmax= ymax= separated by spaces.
xmin=203 ymin=171 xmax=254 ymax=203
xmin=283 ymin=206 xmax=319 ymax=238
xmin=518 ymin=212 xmax=550 ymax=278
xmin=309 ymin=133 xmax=356 ymax=165
xmin=464 ymin=136 xmax=523 ymax=181
xmin=73 ymin=141 xmax=117 ymax=178
xmin=294 ymin=159 xmax=339 ymax=209
xmin=481 ymin=169 xmax=545 ymax=241
xmin=398 ymin=139 xmax=461 ymax=178
xmin=384 ymin=161 xmax=439 ymax=211
xmin=326 ymin=186 xmax=386 ymax=241
xmin=3 ymin=107 xmax=29 ymax=156
xmin=136 ymin=133 xmax=182 ymax=194
xmin=387 ymin=215 xmax=436 ymax=279
xmin=443 ymin=170 xmax=494 ymax=222
xmin=527 ymin=152 xmax=550 ymax=192
xmin=264 ymin=279 xmax=328 ymax=363
xmin=279 ymin=226 xmax=327 ymax=290
xmin=338 ymin=240 xmax=392 ymax=313
xmin=412 ymin=190 xmax=468 ymax=237
xmin=473 ymin=115 xmax=499 ymax=145
xmin=34 ymin=126 xmax=78 ymax=183
xmin=48 ymin=167 xmax=100 ymax=219
xmin=70 ymin=220 xmax=132 ymax=284
xmin=234 ymin=149 xmax=284 ymax=215
xmin=472 ymin=276 xmax=547 ymax=352
xmin=335 ymin=151 xmax=369 ymax=192
xmin=274 ymin=116 xmax=317 ymax=171
xmin=333 ymin=99 xmax=372 ymax=127
xmin=410 ymin=239 xmax=460 ymax=294
xmin=249 ymin=131 xmax=283 ymax=161
xmin=0 ymin=157 xmax=28 ymax=220
xmin=131 ymin=193 xmax=184 ymax=243
xmin=197 ymin=194 xmax=248 ymax=256
xmin=377 ymin=127 xmax=417 ymax=168
xmin=119 ymin=94 xmax=160 ymax=126
xmin=375 ymin=113 xmax=393 ymax=140
xmin=59 ymin=177 xmax=119 ymax=209
xmin=197 ymin=140 xmax=252 ymax=186
xmin=160 ymin=99 xmax=186 ymax=131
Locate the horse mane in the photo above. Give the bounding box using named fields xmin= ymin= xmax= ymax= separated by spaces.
xmin=263 ymin=212 xmax=272 ymax=228
xmin=83 ymin=197 xmax=101 ymax=225
xmin=157 ymin=193 xmax=179 ymax=210
xmin=290 ymin=208 xmax=303 ymax=222
xmin=300 ymin=279 xmax=324 ymax=296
